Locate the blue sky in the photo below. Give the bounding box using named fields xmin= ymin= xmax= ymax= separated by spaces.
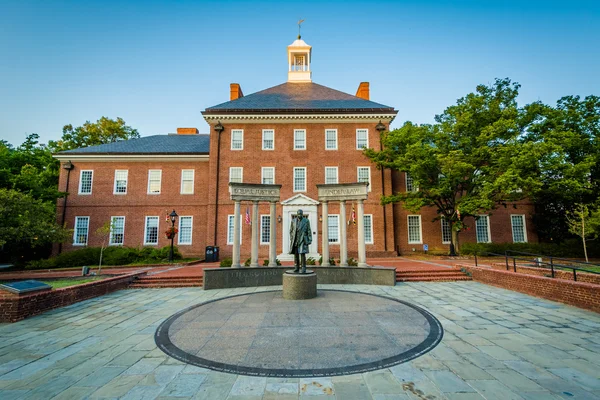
xmin=1 ymin=0 xmax=598 ymax=146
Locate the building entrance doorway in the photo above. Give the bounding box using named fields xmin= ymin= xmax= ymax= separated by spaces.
xmin=279 ymin=194 xmax=319 ymax=261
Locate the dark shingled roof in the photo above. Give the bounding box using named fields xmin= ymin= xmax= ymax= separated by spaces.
xmin=203 ymin=82 xmax=395 ymax=113
xmin=55 ymin=134 xmax=210 ymax=155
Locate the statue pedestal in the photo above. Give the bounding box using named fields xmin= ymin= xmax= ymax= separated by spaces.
xmin=282 ymin=270 xmax=317 ymax=300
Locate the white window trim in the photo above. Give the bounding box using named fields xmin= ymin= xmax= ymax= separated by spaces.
xmin=180 ymin=169 xmax=195 ymax=194
xmin=406 ymin=172 xmax=419 ymax=192
xmin=229 ymin=167 xmax=243 ymax=183
xmin=356 ymin=129 xmax=369 ymax=149
xmin=178 ymin=216 xmax=193 ymax=245
xmin=227 ymin=214 xmax=242 ymax=245
xmin=231 ymin=129 xmax=244 ymax=150
xmin=476 ymin=215 xmax=492 ymax=243
xmin=357 ymin=166 xmax=372 ymax=192
xmin=294 ymin=129 xmax=306 ymax=150
xmin=147 ymin=170 xmax=162 ymax=195
xmin=262 ymin=129 xmax=275 ymax=151
xmin=109 ymin=216 xmax=125 ymax=246
xmin=293 ymin=167 xmax=307 ymax=192
xmin=113 ymin=170 xmax=128 ymax=195
xmin=511 ymin=214 xmax=528 ymax=243
xmin=260 ymin=214 xmax=271 ymax=245
xmin=364 ymin=214 xmax=374 ymax=244
xmin=328 ymin=214 xmax=340 ymax=244
xmin=325 ymin=166 xmax=339 ymax=184
xmin=73 ymin=216 xmax=89 ymax=246
xmin=407 ymin=215 xmax=423 ymax=244
xmin=325 ymin=129 xmax=338 ymax=150
xmin=261 ymin=167 xmax=275 ymax=185
xmin=144 ymin=216 xmax=159 ymax=246
xmin=78 ymin=170 xmax=93 ymax=195
xmin=441 ymin=219 xmax=451 ymax=244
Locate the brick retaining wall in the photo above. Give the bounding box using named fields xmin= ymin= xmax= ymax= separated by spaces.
xmin=0 ymin=272 xmax=146 ymax=322
xmin=490 ymin=263 xmax=600 ymax=285
xmin=458 ymin=265 xmax=600 ymax=313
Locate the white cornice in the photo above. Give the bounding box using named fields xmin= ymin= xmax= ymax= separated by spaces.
xmin=202 ymin=113 xmax=397 ymax=124
xmin=53 ymin=154 xmax=209 ymax=162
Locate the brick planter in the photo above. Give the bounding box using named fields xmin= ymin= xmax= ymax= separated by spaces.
xmin=0 ymin=271 xmax=146 ymax=323
xmin=458 ymin=265 xmax=600 ymax=313
xmin=490 ymin=263 xmax=600 ymax=285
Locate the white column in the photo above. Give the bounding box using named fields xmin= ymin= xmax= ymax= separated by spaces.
xmin=321 ymin=201 xmax=329 ymax=266
xmin=339 ymin=200 xmax=348 ymax=267
xmin=250 ymin=201 xmax=259 ymax=267
xmin=357 ymin=199 xmax=367 ymax=268
xmin=269 ymin=202 xmax=277 ymax=267
xmin=232 ymin=201 xmax=241 ymax=268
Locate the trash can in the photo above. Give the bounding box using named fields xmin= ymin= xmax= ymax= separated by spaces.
xmin=205 ymin=246 xmax=219 ymax=262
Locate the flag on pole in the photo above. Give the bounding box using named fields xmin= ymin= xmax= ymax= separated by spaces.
xmin=245 ymin=207 xmax=251 ymax=225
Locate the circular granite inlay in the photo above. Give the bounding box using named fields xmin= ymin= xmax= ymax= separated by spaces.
xmin=155 ymin=290 xmax=443 ymax=377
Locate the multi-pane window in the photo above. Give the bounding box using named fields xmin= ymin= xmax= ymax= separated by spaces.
xmin=406 ymin=172 xmax=418 ymax=192
xmin=328 ymin=215 xmax=340 ymax=243
xmin=408 ymin=215 xmax=422 ymax=244
xmin=231 ymin=129 xmax=244 ymax=150
xmin=262 ymin=129 xmax=274 ymax=150
xmin=147 ymin=170 xmax=162 ymax=194
xmin=227 ymin=215 xmax=242 ymax=244
xmin=260 ymin=215 xmax=271 ymax=244
xmin=511 ymin=215 xmax=527 ymax=243
xmin=181 ymin=169 xmax=194 ymax=194
xmin=364 ymin=214 xmax=373 ymax=244
xmin=78 ymin=170 xmax=93 ymax=194
xmin=293 ymin=167 xmax=306 ymax=192
xmin=325 ymin=167 xmax=338 ymax=184
xmin=110 ymin=216 xmax=125 ymax=246
xmin=325 ymin=129 xmax=337 ymax=150
xmin=293 ymin=55 xmax=305 ymax=71
xmin=357 ymin=167 xmax=371 ymax=191
xmin=178 ymin=216 xmax=193 ymax=245
xmin=73 ymin=216 xmax=89 ymax=246
xmin=294 ymin=129 xmax=306 ymax=150
xmin=114 ymin=170 xmax=128 ymax=194
xmin=441 ymin=218 xmax=452 ymax=244
xmin=144 ymin=216 xmax=159 ymax=245
xmin=229 ymin=167 xmax=243 ymax=183
xmin=476 ymin=215 xmax=491 ymax=243
xmin=262 ymin=167 xmax=275 ymax=184
xmin=356 ymin=129 xmax=368 ymax=149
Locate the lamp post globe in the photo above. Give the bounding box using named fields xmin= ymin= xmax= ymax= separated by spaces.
xmin=169 ymin=210 xmax=178 ymax=262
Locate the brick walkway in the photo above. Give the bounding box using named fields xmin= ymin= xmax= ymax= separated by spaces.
xmin=1 ymin=282 xmax=599 ymax=399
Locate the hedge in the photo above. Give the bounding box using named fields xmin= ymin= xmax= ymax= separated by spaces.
xmin=25 ymin=246 xmax=182 ymax=270
xmin=460 ymin=239 xmax=600 ymax=258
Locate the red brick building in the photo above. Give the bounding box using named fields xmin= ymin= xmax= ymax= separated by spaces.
xmin=54 ymin=38 xmax=536 ymax=260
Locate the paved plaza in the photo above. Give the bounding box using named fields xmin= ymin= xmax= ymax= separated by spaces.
xmin=1 ymin=282 xmax=600 ymax=399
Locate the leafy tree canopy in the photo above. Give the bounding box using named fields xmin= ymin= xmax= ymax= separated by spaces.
xmin=49 ymin=116 xmax=140 ymax=152
xmin=366 ymin=78 xmax=549 ymax=253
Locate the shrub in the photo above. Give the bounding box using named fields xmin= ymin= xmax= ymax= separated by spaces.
xmin=347 ymin=257 xmax=358 ymax=266
xmin=306 ymin=257 xmax=316 ymax=265
xmin=220 ymin=258 xmax=233 ymax=268
xmin=460 ymin=240 xmax=600 ymax=258
xmin=318 ymin=256 xmax=336 ymax=266
xmin=244 ymin=258 xmax=251 ymax=267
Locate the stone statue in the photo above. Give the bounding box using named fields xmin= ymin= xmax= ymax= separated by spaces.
xmin=289 ymin=209 xmax=312 ymax=273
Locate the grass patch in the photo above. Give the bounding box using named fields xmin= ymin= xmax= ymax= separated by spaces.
xmin=41 ymin=277 xmax=106 ymax=289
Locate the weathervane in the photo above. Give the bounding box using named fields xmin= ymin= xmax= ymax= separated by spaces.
xmin=298 ymin=18 xmax=305 ymax=39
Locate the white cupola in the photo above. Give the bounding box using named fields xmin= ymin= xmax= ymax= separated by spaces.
xmin=287 ymin=36 xmax=312 ymax=83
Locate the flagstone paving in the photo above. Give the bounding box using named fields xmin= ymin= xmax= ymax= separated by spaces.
xmin=0 ymin=282 xmax=599 ymax=399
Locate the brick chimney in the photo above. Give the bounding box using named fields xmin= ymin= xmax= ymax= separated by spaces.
xmin=355 ymin=82 xmax=370 ymax=100
xmin=176 ymin=128 xmax=199 ymax=135
xmin=230 ymin=83 xmax=244 ymax=101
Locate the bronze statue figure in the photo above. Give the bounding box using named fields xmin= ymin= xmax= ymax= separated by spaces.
xmin=289 ymin=209 xmax=312 ymax=273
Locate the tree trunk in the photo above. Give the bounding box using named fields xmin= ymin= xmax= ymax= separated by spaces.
xmin=449 ymin=223 xmax=459 ymax=256
xmin=99 ymin=247 xmax=104 ymax=275
xmin=582 ymin=214 xmax=589 ymax=263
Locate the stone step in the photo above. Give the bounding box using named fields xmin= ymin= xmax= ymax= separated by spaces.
xmin=129 ymin=282 xmax=203 ymax=288
xmin=138 ymin=276 xmax=202 ymax=281
xmin=397 ymin=276 xmax=472 ymax=282
xmin=396 ymin=271 xmax=465 ymax=276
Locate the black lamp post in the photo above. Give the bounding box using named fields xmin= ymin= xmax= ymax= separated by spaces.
xmin=169 ymin=210 xmax=178 ymax=262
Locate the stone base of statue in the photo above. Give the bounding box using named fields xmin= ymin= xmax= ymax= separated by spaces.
xmin=283 ymin=270 xmax=317 ymax=300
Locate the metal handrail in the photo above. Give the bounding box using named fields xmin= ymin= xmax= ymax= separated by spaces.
xmin=505 ymin=250 xmax=600 ymax=268
xmin=473 ymin=251 xmax=600 ymax=282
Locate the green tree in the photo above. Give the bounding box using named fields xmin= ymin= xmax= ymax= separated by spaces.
xmin=366 ymin=79 xmax=543 ymax=255
xmin=49 ymin=117 xmax=140 ymax=152
xmin=524 ymin=96 xmax=599 ymax=242
xmin=0 ymin=189 xmax=70 ymax=262
xmin=94 ymin=221 xmax=115 ymax=274
xmin=565 ymin=204 xmax=600 ymax=262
